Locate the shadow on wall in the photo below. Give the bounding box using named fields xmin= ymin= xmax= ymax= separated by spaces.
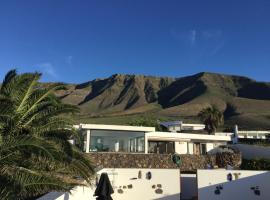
xmin=37 ymin=192 xmax=67 ymax=200
xmin=198 ymin=172 xmax=270 ymax=200
xmin=153 ymin=193 xmax=181 ymax=200
xmin=180 ymin=175 xmax=197 ymax=200
xmin=64 ymin=193 xmax=70 ymax=200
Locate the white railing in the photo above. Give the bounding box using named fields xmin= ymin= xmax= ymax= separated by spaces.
xmin=237 ymin=131 xmax=270 ymax=139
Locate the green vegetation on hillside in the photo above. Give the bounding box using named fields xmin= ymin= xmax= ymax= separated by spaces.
xmin=128 ymin=116 xmax=164 ymax=131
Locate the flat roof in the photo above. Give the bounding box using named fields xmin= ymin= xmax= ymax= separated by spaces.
xmin=159 ymin=121 xmax=205 ymax=127
xmin=77 ymin=123 xmax=155 ymax=132
xmin=182 ymin=123 xmax=205 ymax=127
xmin=159 ymin=121 xmax=182 ymax=127
xmin=146 ymin=131 xmax=231 ymax=142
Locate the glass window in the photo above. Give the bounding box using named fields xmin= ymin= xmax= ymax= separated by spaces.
xmin=89 ymin=130 xmax=145 ymax=153
xmin=200 ymin=143 xmax=207 ymax=155
xmin=148 ymin=141 xmax=175 ymax=154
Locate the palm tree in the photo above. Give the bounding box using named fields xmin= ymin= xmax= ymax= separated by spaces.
xmin=198 ymin=105 xmax=224 ymax=134
xmin=0 ymin=70 xmax=94 ymax=200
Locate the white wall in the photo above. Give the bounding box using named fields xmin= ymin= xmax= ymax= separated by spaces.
xmin=175 ymin=142 xmax=188 ymax=154
xmin=188 ymin=142 xmax=194 ymax=154
xmin=182 ymin=124 xmax=205 ymax=131
xmin=175 ymin=142 xmax=221 ymax=155
xmin=197 ymin=169 xmax=270 ymax=200
xmin=206 ymin=143 xmax=214 ymax=152
xmin=37 ymin=187 xmax=93 ymax=200
xmin=232 ymin=144 xmax=270 ymax=159
xmin=147 ymin=132 xmax=231 ymax=142
xmin=213 ymin=142 xmax=227 ymax=148
xmin=39 ymin=168 xmax=180 ymax=200
xmin=180 ymin=174 xmax=197 ymax=200
xmin=168 ymin=126 xmax=181 ymax=132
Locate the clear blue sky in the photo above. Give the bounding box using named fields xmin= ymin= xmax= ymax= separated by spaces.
xmin=0 ymin=0 xmax=269 ymax=83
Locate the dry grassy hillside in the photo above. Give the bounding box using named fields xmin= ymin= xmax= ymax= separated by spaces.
xmin=55 ymin=72 xmax=270 ymax=129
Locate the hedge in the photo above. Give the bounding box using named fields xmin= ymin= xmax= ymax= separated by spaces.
xmin=241 ymin=158 xmax=270 ymax=170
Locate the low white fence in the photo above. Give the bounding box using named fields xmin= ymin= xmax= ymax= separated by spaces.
xmin=197 ymin=169 xmax=270 ymax=200
xmin=38 ymin=168 xmax=180 ymax=200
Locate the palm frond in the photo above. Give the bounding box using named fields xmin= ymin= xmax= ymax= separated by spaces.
xmin=0 ymin=70 xmax=94 ymax=199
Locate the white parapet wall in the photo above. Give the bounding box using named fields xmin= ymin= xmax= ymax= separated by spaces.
xmin=197 ymin=169 xmax=270 ymax=200
xmin=146 ymin=132 xmax=231 ymax=142
xmin=38 ymin=168 xmax=180 ymax=200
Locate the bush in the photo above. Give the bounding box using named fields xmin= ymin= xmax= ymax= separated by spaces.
xmin=128 ymin=116 xmax=163 ymax=131
xmin=241 ymin=158 xmax=270 ymax=170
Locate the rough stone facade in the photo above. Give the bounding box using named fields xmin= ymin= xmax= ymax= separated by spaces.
xmin=87 ymin=152 xmax=242 ymax=172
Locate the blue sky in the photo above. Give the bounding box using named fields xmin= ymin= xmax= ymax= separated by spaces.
xmin=0 ymin=0 xmax=270 ymax=83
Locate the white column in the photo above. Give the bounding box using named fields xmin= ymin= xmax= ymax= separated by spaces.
xmin=233 ymin=124 xmax=239 ymax=144
xmin=144 ymin=134 xmax=148 ymax=154
xmin=134 ymin=138 xmax=137 ymax=152
xmin=86 ymin=130 xmax=91 ymax=153
xmin=115 ymin=140 xmax=119 ymax=152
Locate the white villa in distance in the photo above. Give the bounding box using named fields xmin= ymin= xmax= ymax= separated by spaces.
xmin=74 ymin=121 xmax=232 ymax=155
xmin=159 ymin=120 xmax=205 ymax=132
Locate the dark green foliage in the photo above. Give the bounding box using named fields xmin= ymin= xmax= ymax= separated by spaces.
xmin=198 ymin=105 xmax=224 ymax=134
xmin=0 ymin=70 xmax=94 ymax=200
xmin=241 ymin=158 xmax=270 ymax=170
xmin=128 ymin=116 xmax=162 ymax=131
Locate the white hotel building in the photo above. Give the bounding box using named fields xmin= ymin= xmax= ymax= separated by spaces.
xmin=74 ymin=122 xmax=232 ymax=155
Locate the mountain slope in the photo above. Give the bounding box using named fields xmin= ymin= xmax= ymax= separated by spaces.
xmin=57 ymin=72 xmax=270 ymax=129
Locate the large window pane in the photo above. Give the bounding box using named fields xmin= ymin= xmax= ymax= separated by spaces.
xmin=90 ymin=130 xmax=145 ymax=153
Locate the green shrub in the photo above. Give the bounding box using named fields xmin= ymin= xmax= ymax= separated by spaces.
xmin=128 ymin=116 xmax=163 ymax=131
xmin=241 ymin=158 xmax=270 ymax=170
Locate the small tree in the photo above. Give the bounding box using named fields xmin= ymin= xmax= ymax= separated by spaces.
xmin=198 ymin=105 xmax=224 ymax=134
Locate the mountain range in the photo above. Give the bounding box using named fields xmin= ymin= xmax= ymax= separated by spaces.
xmin=56 ymin=72 xmax=270 ymax=130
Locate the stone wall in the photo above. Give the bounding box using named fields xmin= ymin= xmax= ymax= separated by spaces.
xmin=87 ymin=152 xmax=242 ymax=172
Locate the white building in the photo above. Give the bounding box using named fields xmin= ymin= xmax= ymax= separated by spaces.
xmin=237 ymin=130 xmax=270 ymax=140
xmin=75 ymin=123 xmax=232 ymax=155
xmin=39 ymin=124 xmax=238 ymax=200
xmin=159 ymin=120 xmax=205 ymax=132
xmin=231 ymin=125 xmax=270 ymax=140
